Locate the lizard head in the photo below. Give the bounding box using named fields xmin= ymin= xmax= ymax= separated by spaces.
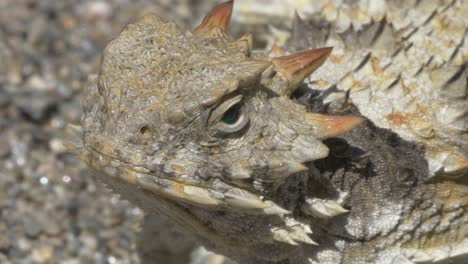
xmin=73 ymin=0 xmax=364 ymax=258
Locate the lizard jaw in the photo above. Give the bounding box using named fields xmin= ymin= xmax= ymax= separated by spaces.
xmin=80 ymin=141 xmax=290 ymax=215
xmin=65 ymin=124 xmax=289 ymax=214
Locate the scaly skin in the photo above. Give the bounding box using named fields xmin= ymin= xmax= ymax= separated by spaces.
xmin=67 ymin=1 xmax=468 ymax=263
xmin=237 ymin=0 xmax=468 ymax=178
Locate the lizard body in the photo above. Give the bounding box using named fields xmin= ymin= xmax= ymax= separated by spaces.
xmin=67 ymin=1 xmax=468 ymax=263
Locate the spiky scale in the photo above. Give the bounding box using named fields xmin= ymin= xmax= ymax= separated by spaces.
xmin=272 ymin=47 xmax=333 ymax=93
xmin=194 ymin=0 xmax=234 ymax=34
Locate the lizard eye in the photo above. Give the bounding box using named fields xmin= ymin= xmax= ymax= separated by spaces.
xmin=218 ymin=103 xmax=248 ymax=134
xmin=222 ymin=105 xmax=241 ymax=124
xmin=208 ymin=95 xmax=249 ymax=136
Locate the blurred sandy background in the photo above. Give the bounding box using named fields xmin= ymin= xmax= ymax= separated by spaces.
xmin=0 ymin=1 xmax=228 ymax=263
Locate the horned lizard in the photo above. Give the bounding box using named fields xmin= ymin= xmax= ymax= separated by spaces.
xmin=67 ymin=1 xmax=467 ymax=263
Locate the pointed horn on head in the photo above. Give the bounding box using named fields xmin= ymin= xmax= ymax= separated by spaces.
xmin=194 ymin=0 xmax=234 ymax=34
xmin=305 ymin=113 xmax=364 ymax=139
xmin=272 ymin=47 xmax=332 ymax=94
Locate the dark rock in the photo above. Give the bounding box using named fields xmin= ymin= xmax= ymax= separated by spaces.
xmin=14 ymin=91 xmax=58 ymax=123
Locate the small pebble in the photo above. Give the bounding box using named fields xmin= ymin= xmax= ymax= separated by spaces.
xmin=27 ymin=75 xmax=51 ymax=91
xmin=61 ymin=259 xmax=80 ymax=264
xmin=0 ymin=191 xmax=7 ymax=208
xmin=84 ymin=1 xmax=113 ymax=19
xmin=31 ymin=245 xmax=54 ymax=264
xmin=0 ymin=135 xmax=10 ymax=158
xmin=17 ymin=237 xmax=32 ymax=253
xmin=0 ymin=89 xmax=10 ymax=108
xmin=43 ymin=220 xmax=61 ymax=237
xmin=23 ymin=216 xmax=43 ymax=238
xmin=80 ymin=233 xmax=98 ymax=252
xmin=0 ymin=233 xmax=10 ymax=252
xmin=49 ymin=138 xmax=67 ymax=154
xmin=0 ymin=253 xmax=11 ymax=264
xmin=15 ymin=92 xmax=58 ymax=123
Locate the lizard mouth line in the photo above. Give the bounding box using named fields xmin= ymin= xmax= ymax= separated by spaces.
xmin=87 ymin=146 xmax=291 ymax=215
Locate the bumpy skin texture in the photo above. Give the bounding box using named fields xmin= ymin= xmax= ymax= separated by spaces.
xmin=71 ymin=1 xmax=468 ymax=263
xmin=237 ymin=0 xmax=468 ymax=177
xmin=293 ymin=0 xmax=467 ymax=178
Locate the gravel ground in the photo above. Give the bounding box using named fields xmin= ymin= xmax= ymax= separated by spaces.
xmin=0 ymin=1 xmax=219 ymax=263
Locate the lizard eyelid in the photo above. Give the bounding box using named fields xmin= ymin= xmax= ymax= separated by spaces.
xmin=209 ymin=95 xmax=249 ymax=136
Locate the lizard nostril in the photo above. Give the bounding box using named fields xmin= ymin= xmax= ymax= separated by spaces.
xmin=139 ymin=126 xmax=153 ymax=141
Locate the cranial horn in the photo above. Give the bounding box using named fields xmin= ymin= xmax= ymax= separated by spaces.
xmin=272 ymin=47 xmax=332 ymax=94
xmin=194 ymin=0 xmax=234 ymax=34
xmin=305 ymin=113 xmax=364 ymax=139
